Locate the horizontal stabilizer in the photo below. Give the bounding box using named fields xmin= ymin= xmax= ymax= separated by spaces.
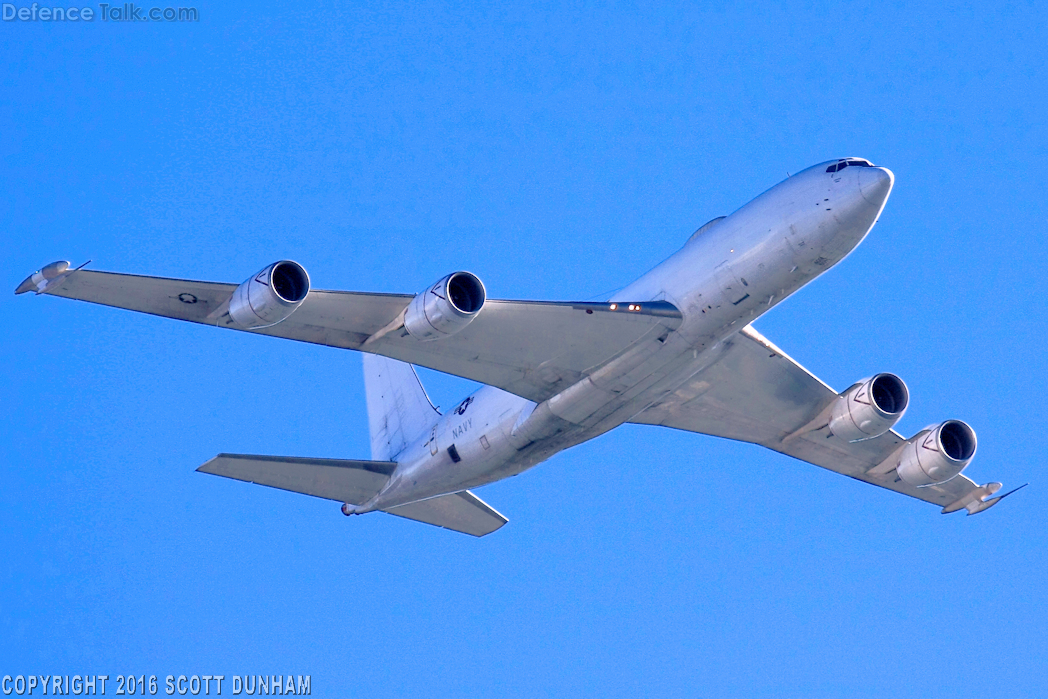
xmin=198 ymin=453 xmax=395 ymax=506
xmin=385 ymin=491 xmax=508 ymax=537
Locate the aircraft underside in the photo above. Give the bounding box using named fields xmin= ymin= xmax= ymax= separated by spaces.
xmin=19 ymin=157 xmax=1015 ymax=536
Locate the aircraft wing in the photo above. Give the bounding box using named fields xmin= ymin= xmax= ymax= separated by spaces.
xmin=23 ymin=266 xmax=681 ymax=404
xmin=629 ymin=325 xmax=1006 ymax=514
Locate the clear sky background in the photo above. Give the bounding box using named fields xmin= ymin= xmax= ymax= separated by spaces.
xmin=3 ymin=2 xmax=1047 ymax=696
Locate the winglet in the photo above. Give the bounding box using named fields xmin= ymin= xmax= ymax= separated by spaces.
xmin=15 ymin=260 xmax=89 ymax=295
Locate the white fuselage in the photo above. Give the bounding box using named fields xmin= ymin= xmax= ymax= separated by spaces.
xmin=359 ymin=159 xmax=895 ymax=512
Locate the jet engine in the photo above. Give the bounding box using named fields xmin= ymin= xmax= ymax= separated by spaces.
xmin=228 ymin=260 xmax=310 ymax=329
xmin=895 ymin=420 xmax=977 ymax=486
xmin=828 ymin=373 xmax=909 ymax=441
xmin=404 ymin=272 xmax=486 ymax=340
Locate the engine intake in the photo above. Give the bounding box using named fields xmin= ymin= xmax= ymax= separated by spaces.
xmin=829 ymin=373 xmax=909 ymax=441
xmin=404 ymin=272 xmax=486 ymax=340
xmin=895 ymin=420 xmax=977 ymax=486
xmin=228 ymin=260 xmax=310 ymax=329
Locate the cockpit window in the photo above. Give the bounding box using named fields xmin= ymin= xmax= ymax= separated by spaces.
xmin=826 ymin=158 xmax=873 ymax=173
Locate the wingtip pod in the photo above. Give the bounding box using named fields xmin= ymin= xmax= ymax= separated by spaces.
xmin=942 ymin=482 xmax=1003 ymax=515
xmin=942 ymin=482 xmax=1028 ymax=516
xmin=15 ymin=260 xmax=71 ymax=294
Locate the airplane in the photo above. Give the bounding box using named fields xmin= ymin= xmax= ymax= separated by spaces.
xmin=17 ymin=157 xmax=1018 ymax=536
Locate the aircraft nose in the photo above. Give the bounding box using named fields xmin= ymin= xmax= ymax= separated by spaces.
xmin=859 ymin=166 xmax=894 ymax=206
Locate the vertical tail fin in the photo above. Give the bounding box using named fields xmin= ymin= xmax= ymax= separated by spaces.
xmin=363 ymin=354 xmax=441 ymax=461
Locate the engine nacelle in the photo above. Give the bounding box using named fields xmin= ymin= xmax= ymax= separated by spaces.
xmin=896 ymin=420 xmax=977 ymax=486
xmin=404 ymin=272 xmax=486 ymax=340
xmin=228 ymin=260 xmax=310 ymax=329
xmin=829 ymin=373 xmax=909 ymax=441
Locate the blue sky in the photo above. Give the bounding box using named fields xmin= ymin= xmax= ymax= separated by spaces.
xmin=3 ymin=1 xmax=1047 ymax=696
